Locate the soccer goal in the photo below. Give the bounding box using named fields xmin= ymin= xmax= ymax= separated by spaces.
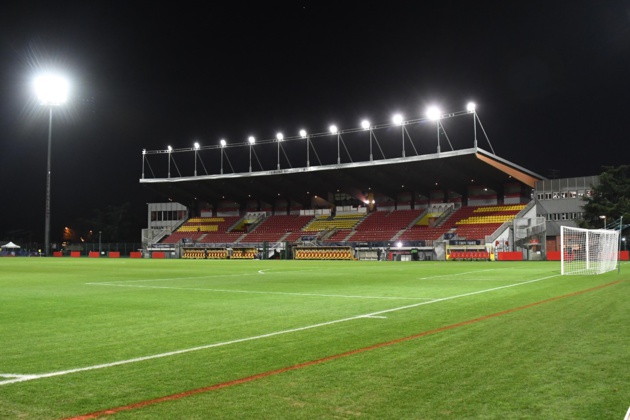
xmin=561 ymin=226 xmax=619 ymax=275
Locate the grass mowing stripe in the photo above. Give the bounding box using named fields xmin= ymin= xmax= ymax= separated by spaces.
xmin=86 ymin=282 xmax=435 ymax=300
xmin=64 ymin=279 xmax=621 ymax=420
xmin=1 ymin=273 xmax=557 ymax=387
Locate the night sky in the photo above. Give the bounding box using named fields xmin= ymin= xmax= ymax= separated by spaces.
xmin=1 ymin=1 xmax=629 ymax=243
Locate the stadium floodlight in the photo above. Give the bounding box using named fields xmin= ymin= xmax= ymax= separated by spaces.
xmin=300 ymin=129 xmax=310 ymax=167
xmin=276 ymin=132 xmax=284 ymax=170
xmin=219 ymin=139 xmax=227 ymax=174
xmin=426 ymin=106 xmax=441 ymax=120
xmin=193 ymin=142 xmax=200 ymax=176
xmin=34 ymin=73 xmax=69 ymax=257
xmin=248 ymin=136 xmax=255 ymax=172
xmin=361 ymin=120 xmax=370 ymax=130
xmin=329 ymin=125 xmax=338 ymax=134
xmin=599 ymin=215 xmax=606 ymax=229
xmin=392 ymin=114 xmax=403 ymax=125
xmin=34 ymin=74 xmax=69 ymax=106
xmin=561 ymin=226 xmax=619 ymax=275
xmin=466 ymin=102 xmax=476 ymax=113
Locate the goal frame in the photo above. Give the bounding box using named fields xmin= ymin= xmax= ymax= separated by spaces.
xmin=560 ymin=225 xmax=619 ymax=275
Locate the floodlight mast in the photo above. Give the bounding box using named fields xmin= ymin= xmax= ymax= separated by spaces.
xmin=392 ymin=114 xmax=404 ymax=157
xmin=361 ymin=120 xmax=372 ymax=161
xmin=167 ymin=145 xmax=173 ymax=178
xmin=193 ymin=141 xmax=200 ymax=176
xmin=248 ymin=136 xmax=255 ymax=173
xmin=220 ymin=139 xmax=226 ymax=174
xmin=34 ymin=74 xmax=68 ymax=256
xmin=426 ymin=106 xmax=441 ymax=153
xmin=329 ymin=125 xmax=339 ymax=164
xmin=299 ymin=129 xmax=309 ymax=167
xmin=467 ymin=102 xmax=477 ymax=148
xmin=276 ymin=132 xmax=283 ymax=170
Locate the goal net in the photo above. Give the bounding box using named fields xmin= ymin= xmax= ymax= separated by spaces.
xmin=561 ymin=226 xmax=619 ymax=275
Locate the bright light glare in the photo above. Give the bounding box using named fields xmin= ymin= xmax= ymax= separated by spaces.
xmin=467 ymin=102 xmax=476 ymax=112
xmin=220 ymin=139 xmax=227 ymax=147
xmin=392 ymin=114 xmax=403 ymax=125
xmin=248 ymin=136 xmax=255 ymax=144
xmin=194 ymin=142 xmax=200 ymax=150
xmin=396 ymin=241 xmax=403 ymax=248
xmin=167 ymin=145 xmax=173 ymax=152
xmin=329 ymin=125 xmax=338 ymax=134
xmin=361 ymin=120 xmax=370 ymax=130
xmin=276 ymin=132 xmax=284 ymax=141
xmin=299 ymin=129 xmax=307 ymax=138
xmin=34 ymin=74 xmax=69 ymax=105
xmin=426 ymin=106 xmax=441 ymax=120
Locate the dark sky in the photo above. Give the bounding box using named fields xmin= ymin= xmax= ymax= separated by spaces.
xmin=1 ymin=1 xmax=629 ymax=242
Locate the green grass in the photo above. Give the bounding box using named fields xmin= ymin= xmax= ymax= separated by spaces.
xmin=0 ymin=258 xmax=628 ymax=419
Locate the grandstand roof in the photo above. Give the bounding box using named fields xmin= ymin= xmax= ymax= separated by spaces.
xmin=140 ymin=147 xmax=545 ymax=208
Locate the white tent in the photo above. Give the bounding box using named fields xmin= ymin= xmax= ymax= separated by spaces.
xmin=1 ymin=242 xmax=21 ymax=249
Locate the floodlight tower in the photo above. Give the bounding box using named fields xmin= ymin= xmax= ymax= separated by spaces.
xmin=34 ymin=73 xmax=69 ymax=256
xmin=248 ymin=136 xmax=255 ymax=172
xmin=220 ymin=139 xmax=226 ymax=174
xmin=299 ymin=129 xmax=309 ymax=167
xmin=330 ymin=125 xmax=339 ymax=164
xmin=193 ymin=141 xmax=200 ymax=176
xmin=392 ymin=114 xmax=404 ymax=157
xmin=467 ymin=102 xmax=477 ymax=148
xmin=276 ymin=132 xmax=284 ymax=170
xmin=361 ymin=119 xmax=372 ymax=161
xmin=426 ymin=106 xmax=441 ymax=153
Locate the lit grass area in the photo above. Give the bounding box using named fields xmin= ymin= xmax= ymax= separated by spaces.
xmin=0 ymin=258 xmax=628 ymax=419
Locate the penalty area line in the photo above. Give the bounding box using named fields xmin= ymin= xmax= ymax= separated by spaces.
xmin=64 ymin=279 xmax=621 ymax=420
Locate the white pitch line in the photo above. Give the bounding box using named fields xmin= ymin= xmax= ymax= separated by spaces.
xmin=0 ymin=274 xmax=558 ymax=387
xmin=88 ymin=269 xmax=322 ymax=284
xmin=86 ymin=282 xmax=435 ymax=300
xmin=418 ymin=268 xmax=499 ymax=280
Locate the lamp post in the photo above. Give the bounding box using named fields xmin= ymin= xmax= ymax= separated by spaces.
xmin=34 ymin=74 xmax=69 ymax=256
xmin=599 ymin=215 xmax=606 ymax=229
xmin=299 ymin=129 xmax=309 ymax=167
xmin=276 ymin=132 xmax=284 ymax=170
xmin=220 ymin=139 xmax=226 ymax=174
xmin=193 ymin=141 xmax=200 ymax=176
xmin=392 ymin=114 xmax=404 ymax=157
xmin=248 ymin=136 xmax=255 ymax=172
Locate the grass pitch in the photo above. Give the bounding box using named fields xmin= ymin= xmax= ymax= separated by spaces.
xmin=0 ymin=258 xmax=628 ymax=419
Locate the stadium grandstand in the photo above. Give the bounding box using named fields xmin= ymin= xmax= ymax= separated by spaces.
xmin=138 ymin=106 xmax=600 ymax=262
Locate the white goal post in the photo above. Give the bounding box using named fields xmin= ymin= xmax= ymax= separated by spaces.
xmin=561 ymin=226 xmax=619 ymax=275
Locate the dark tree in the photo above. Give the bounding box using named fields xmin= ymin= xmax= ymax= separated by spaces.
xmin=579 ymin=165 xmax=630 ymax=229
xmin=82 ymin=203 xmax=141 ymax=242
